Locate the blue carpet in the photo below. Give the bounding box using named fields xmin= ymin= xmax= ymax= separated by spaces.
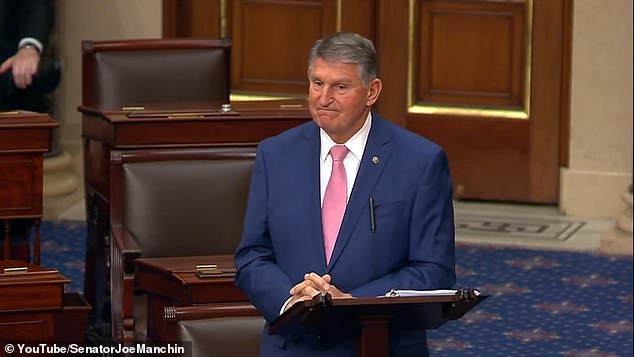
xmin=39 ymin=220 xmax=633 ymax=356
xmin=39 ymin=219 xmax=86 ymax=293
xmin=428 ymin=244 xmax=633 ymax=357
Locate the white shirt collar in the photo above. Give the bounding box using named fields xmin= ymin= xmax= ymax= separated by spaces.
xmin=320 ymin=111 xmax=372 ymax=162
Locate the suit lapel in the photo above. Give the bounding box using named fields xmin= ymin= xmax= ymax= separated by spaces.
xmin=327 ymin=114 xmax=391 ymax=270
xmin=299 ymin=123 xmax=330 ymax=270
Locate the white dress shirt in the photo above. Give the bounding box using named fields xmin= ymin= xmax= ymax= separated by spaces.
xmin=319 ymin=112 xmax=372 ymax=205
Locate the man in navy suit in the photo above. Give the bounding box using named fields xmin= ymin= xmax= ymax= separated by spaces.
xmin=234 ymin=32 xmax=456 ymax=356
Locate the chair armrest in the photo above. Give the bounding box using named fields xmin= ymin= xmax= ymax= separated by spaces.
xmin=166 ymin=302 xmax=260 ymax=321
xmin=110 ymin=223 xmax=142 ymax=342
xmin=161 ymin=303 xmax=263 ymax=345
xmin=110 ymin=223 xmax=141 ymax=254
xmin=110 ymin=224 xmax=141 ymax=272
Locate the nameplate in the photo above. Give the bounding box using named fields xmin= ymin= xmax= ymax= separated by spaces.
xmin=3 ymin=267 xmax=28 ymax=274
xmin=125 ymin=110 xmax=240 ymax=119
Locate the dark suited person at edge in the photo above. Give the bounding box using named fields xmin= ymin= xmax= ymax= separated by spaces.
xmin=234 ymin=32 xmax=456 ymax=356
xmin=0 ymin=0 xmax=55 ymax=113
xmin=0 ymin=0 xmax=55 ymax=262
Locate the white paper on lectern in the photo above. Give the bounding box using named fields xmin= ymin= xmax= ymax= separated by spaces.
xmin=380 ymin=289 xmax=459 ymax=298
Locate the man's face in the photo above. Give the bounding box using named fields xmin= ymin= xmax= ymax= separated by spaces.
xmin=308 ymin=58 xmax=381 ymax=143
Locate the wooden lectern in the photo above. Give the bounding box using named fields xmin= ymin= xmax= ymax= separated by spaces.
xmin=269 ymin=289 xmax=487 ymax=357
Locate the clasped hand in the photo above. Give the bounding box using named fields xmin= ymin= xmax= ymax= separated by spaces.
xmin=285 ymin=272 xmax=352 ymax=312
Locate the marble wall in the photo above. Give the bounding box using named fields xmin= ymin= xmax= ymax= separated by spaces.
xmin=53 ymin=0 xmax=162 ymax=154
xmin=560 ymin=0 xmax=633 ymax=218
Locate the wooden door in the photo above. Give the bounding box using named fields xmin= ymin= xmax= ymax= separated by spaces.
xmin=375 ymin=0 xmax=570 ymax=203
xmin=164 ymin=0 xmax=570 ymax=203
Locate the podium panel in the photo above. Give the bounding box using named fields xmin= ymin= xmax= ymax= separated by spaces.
xmin=270 ymin=289 xmax=487 ymax=357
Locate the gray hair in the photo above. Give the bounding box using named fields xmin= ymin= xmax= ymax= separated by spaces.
xmin=308 ymin=32 xmax=378 ymax=86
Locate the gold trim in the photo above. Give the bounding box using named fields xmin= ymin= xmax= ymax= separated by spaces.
xmin=197 ymin=264 xmax=218 ymax=270
xmin=336 ymin=0 xmax=342 ymax=32
xmin=407 ymin=0 xmax=416 ymax=113
xmin=230 ymin=93 xmax=299 ymax=101
xmin=409 ymin=105 xmax=528 ymax=119
xmin=407 ymin=0 xmax=533 ymax=120
xmin=524 ymin=0 xmax=533 ymax=118
xmin=3 ymin=267 xmax=27 ymax=274
xmin=220 ymin=0 xmax=227 ymax=38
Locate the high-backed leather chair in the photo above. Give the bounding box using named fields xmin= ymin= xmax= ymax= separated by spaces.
xmin=108 ymin=147 xmax=256 ymax=342
xmin=81 ymin=38 xmax=231 ymax=108
xmin=79 ymin=38 xmax=232 ymax=334
xmin=163 ymin=303 xmax=265 ymax=357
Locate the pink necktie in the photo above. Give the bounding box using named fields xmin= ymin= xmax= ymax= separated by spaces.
xmin=322 ymin=145 xmax=348 ymax=264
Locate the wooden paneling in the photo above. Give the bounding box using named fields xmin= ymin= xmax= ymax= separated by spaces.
xmin=230 ymin=0 xmax=337 ymax=94
xmin=0 ymin=157 xmax=36 ymax=212
xmin=0 ymin=113 xmax=56 ymax=218
xmin=163 ymin=0 xmax=222 ymax=38
xmin=163 ymin=0 xmax=377 ymax=96
xmin=526 ymin=0 xmax=565 ymax=201
xmin=407 ymin=115 xmax=531 ymax=201
xmin=341 ymin=0 xmax=377 ymax=39
xmin=394 ymin=0 xmax=566 ymax=203
xmin=0 ymin=314 xmax=53 ymax=341
xmin=419 ymin=0 xmax=526 ymax=108
xmin=0 ymin=261 xmax=83 ymax=343
xmin=374 ymin=0 xmax=410 ymax=127
xmin=559 ymin=0 xmax=573 ymax=168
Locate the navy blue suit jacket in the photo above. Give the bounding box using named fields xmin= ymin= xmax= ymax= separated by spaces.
xmin=0 ymin=0 xmax=53 ymax=60
xmin=235 ymin=112 xmax=456 ymax=356
xmin=0 ymin=0 xmax=54 ymax=112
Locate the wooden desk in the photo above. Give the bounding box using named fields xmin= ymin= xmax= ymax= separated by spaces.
xmin=0 ymin=260 xmax=91 ymax=344
xmin=0 ymin=260 xmax=67 ymax=342
xmin=135 ymin=255 xmax=246 ymax=342
xmin=0 ymin=111 xmax=58 ymax=264
xmin=79 ymin=100 xmax=310 ymax=331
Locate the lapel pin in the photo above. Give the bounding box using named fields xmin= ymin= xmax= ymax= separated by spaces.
xmin=372 ymin=156 xmax=380 ymax=164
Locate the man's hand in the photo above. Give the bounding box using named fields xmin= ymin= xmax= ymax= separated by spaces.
xmin=285 ymin=272 xmax=352 ymax=311
xmin=0 ymin=46 xmax=40 ymax=89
